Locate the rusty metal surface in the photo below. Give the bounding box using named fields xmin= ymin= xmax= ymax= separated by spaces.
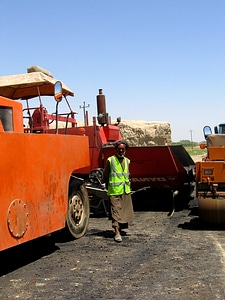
xmin=7 ymin=199 xmax=29 ymax=238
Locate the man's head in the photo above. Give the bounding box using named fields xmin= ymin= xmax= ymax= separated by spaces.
xmin=114 ymin=140 xmax=129 ymax=158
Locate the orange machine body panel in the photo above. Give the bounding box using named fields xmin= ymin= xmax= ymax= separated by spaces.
xmin=196 ymin=160 xmax=225 ymax=183
xmin=208 ymin=147 xmax=225 ymax=161
xmin=0 ymin=96 xmax=24 ymax=132
xmin=0 ymin=97 xmax=90 ymax=251
xmin=196 ymin=135 xmax=225 ymax=185
xmin=196 ymin=134 xmax=225 ymax=224
xmin=0 ymin=133 xmax=89 ymax=251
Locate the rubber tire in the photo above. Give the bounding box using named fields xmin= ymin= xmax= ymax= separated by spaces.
xmin=66 ymin=183 xmax=90 ymax=239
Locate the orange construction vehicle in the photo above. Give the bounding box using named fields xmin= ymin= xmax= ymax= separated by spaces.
xmin=196 ymin=126 xmax=225 ymax=224
xmin=1 ymin=66 xmax=195 ymax=226
xmin=0 ymin=68 xmax=90 ymax=252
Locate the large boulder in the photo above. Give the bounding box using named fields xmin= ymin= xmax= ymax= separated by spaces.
xmin=118 ymin=120 xmax=171 ymax=146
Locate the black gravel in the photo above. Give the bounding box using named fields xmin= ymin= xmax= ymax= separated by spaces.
xmin=1 ymin=197 xmax=225 ymax=300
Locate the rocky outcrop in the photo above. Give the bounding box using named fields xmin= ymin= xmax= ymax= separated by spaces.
xmin=118 ymin=120 xmax=171 ymax=146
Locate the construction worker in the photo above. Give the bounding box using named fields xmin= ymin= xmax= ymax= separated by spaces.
xmin=103 ymin=140 xmax=134 ymax=242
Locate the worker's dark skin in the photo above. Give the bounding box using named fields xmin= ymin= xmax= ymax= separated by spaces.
xmin=116 ymin=144 xmax=126 ymax=158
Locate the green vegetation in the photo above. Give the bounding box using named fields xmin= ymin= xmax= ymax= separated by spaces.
xmin=172 ymin=140 xmax=207 ymax=156
xmin=185 ymin=147 xmax=206 ymax=156
xmin=172 ymin=140 xmax=203 ymax=147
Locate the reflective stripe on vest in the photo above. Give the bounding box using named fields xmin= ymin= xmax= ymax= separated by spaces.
xmin=107 ymin=155 xmax=131 ymax=196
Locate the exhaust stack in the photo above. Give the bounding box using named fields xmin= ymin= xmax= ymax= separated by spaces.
xmin=97 ymin=89 xmax=107 ymax=126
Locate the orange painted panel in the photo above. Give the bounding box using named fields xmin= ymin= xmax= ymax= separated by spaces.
xmin=0 ymin=133 xmax=89 ymax=251
xmin=196 ymin=161 xmax=225 ymax=183
xmin=0 ymin=96 xmax=24 ymax=132
xmin=208 ymin=147 xmax=225 ymax=161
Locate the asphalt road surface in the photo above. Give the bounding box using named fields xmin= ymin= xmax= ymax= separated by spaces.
xmin=1 ymin=196 xmax=225 ymax=300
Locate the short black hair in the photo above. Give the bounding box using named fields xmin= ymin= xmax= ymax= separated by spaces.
xmin=114 ymin=140 xmax=129 ymax=149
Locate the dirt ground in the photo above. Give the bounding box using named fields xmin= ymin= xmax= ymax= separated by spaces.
xmin=1 ymin=193 xmax=225 ymax=300
xmin=191 ymin=154 xmax=205 ymax=163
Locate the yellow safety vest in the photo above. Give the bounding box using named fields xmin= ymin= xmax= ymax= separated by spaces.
xmin=107 ymin=155 xmax=131 ymax=196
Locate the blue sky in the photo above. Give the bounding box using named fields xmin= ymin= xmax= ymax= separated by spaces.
xmin=1 ymin=0 xmax=224 ymax=142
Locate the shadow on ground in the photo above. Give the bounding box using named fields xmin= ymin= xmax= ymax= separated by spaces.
xmin=0 ymin=236 xmax=59 ymax=276
xmin=178 ymin=207 xmax=225 ymax=231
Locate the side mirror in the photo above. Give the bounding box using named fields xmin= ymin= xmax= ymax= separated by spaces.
xmin=214 ymin=126 xmax=218 ymax=134
xmin=54 ymin=81 xmax=63 ymax=102
xmin=203 ymin=126 xmax=212 ymax=139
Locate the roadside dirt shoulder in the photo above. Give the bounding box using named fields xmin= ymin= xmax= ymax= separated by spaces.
xmin=191 ymin=154 xmax=205 ymax=162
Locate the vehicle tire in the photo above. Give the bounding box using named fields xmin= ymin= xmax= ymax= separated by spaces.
xmin=66 ymin=182 xmax=90 ymax=239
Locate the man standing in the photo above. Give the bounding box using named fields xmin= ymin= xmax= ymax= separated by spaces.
xmin=104 ymin=140 xmax=134 ymax=242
